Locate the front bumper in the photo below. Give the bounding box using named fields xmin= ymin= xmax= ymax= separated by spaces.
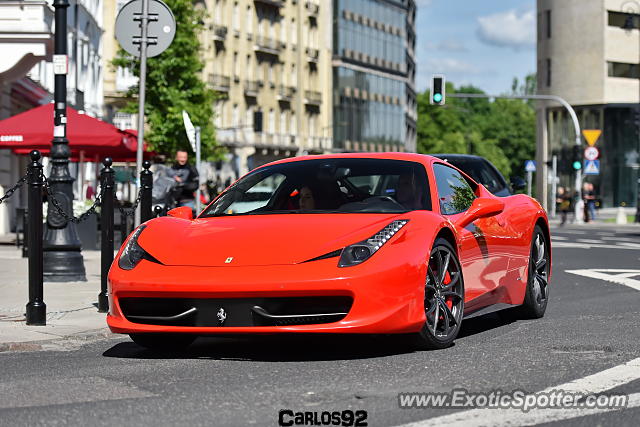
xmin=107 ymin=256 xmax=426 ymax=335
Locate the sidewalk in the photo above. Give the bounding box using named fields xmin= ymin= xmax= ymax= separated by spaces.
xmin=0 ymin=245 xmax=113 ymax=351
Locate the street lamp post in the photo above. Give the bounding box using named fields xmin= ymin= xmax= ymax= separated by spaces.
xmin=43 ymin=0 xmax=86 ymax=282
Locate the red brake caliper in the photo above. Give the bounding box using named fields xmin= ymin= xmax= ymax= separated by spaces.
xmin=444 ymin=271 xmax=453 ymax=309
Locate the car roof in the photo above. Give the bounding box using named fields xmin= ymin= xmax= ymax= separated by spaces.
xmin=260 ymin=152 xmax=440 ymax=168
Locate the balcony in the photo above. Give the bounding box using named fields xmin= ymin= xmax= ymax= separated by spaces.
xmin=244 ymin=80 xmax=260 ymax=97
xmin=306 ymin=1 xmax=319 ymax=16
xmin=211 ymin=25 xmax=227 ymax=42
xmin=253 ymin=0 xmax=284 ymax=8
xmin=209 ymin=74 xmax=230 ymax=92
xmin=277 ymin=85 xmax=295 ymax=102
xmin=304 ymin=90 xmax=322 ymax=105
xmin=306 ymin=47 xmax=319 ymax=63
xmin=254 ymin=36 xmax=281 ymax=55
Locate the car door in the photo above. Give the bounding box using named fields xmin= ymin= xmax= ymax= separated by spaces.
xmin=432 ymin=163 xmax=509 ymax=305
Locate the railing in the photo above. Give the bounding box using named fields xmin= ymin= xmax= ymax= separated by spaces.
xmin=212 ymin=25 xmax=227 ymax=41
xmin=304 ymin=90 xmax=322 ymax=105
xmin=306 ymin=47 xmax=319 ymax=62
xmin=254 ymin=36 xmax=281 ymax=54
xmin=277 ymin=85 xmax=295 ymax=101
xmin=306 ymin=1 xmax=319 ymax=15
xmin=244 ymin=80 xmax=260 ymax=96
xmin=209 ymin=74 xmax=231 ymax=92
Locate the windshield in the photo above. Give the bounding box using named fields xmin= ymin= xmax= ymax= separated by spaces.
xmin=201 ymin=158 xmax=431 ymax=217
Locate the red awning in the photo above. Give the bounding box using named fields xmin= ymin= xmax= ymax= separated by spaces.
xmin=0 ymin=103 xmax=149 ymax=162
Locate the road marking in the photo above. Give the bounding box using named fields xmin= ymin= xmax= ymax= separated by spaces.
xmin=576 ymin=239 xmax=603 ymax=244
xmin=552 ymin=242 xmax=640 ymax=250
xmin=397 ymin=358 xmax=640 ymax=427
xmin=600 ymin=236 xmax=638 ymax=242
xmin=551 ymin=236 xmax=568 ymax=241
xmin=566 ymin=269 xmax=640 ymax=292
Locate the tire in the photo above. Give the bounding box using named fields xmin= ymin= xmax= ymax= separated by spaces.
xmin=129 ymin=333 xmax=196 ymax=352
xmin=411 ymin=238 xmax=465 ymax=350
xmin=513 ymin=225 xmax=550 ymax=319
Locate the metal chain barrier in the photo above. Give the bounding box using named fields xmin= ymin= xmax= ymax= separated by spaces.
xmin=0 ymin=173 xmax=28 ymax=205
xmin=42 ymin=170 xmax=104 ymax=224
xmin=115 ymin=187 xmax=143 ymax=218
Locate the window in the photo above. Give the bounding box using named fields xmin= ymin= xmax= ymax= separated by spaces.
xmin=291 ymin=64 xmax=297 ymax=86
xmin=246 ymin=5 xmax=253 ymax=34
xmin=232 ymin=104 xmax=239 ymax=127
xmin=246 ymin=107 xmax=253 ymax=129
xmin=280 ymin=111 xmax=287 ymax=134
xmin=233 ymin=2 xmax=239 ymax=31
xmin=608 ymin=11 xmax=640 ymax=29
xmin=269 ymin=109 xmax=275 ymax=134
xmin=246 ymin=54 xmax=252 ymax=80
xmin=291 ymin=18 xmax=297 ymax=44
xmin=281 ymin=20 xmax=286 ymax=44
xmin=433 ymin=163 xmax=476 ymax=215
xmin=608 ymin=61 xmax=640 ymax=78
xmin=546 ymin=58 xmax=551 ymax=87
xmin=291 ymin=112 xmax=297 ymax=135
xmin=233 ymin=52 xmax=239 ymax=79
xmin=545 ymin=10 xmax=551 ymax=38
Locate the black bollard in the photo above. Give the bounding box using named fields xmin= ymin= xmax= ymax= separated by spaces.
xmin=140 ymin=160 xmax=153 ymax=223
xmin=153 ymin=205 xmax=162 ymax=218
xmin=26 ymin=150 xmax=46 ymax=325
xmin=98 ymin=158 xmax=114 ymax=313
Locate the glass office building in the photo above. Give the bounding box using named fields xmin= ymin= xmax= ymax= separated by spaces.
xmin=333 ymin=0 xmax=417 ymax=152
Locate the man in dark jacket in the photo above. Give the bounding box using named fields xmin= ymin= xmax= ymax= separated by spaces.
xmin=170 ymin=150 xmax=199 ymax=210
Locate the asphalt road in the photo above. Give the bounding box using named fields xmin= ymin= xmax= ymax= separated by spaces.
xmin=1 ymin=223 xmax=639 ymax=427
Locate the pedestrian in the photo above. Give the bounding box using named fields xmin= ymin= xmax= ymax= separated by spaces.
xmin=557 ymin=186 xmax=571 ymax=226
xmin=170 ymin=150 xmax=199 ymax=211
xmin=585 ymin=182 xmax=597 ymax=221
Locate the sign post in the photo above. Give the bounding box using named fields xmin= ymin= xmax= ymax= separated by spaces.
xmin=182 ymin=110 xmax=202 ymax=213
xmin=115 ymin=0 xmax=176 ymax=225
xmin=525 ymin=160 xmax=536 ymax=197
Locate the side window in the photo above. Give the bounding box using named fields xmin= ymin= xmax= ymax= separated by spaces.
xmin=433 ymin=164 xmax=476 ymax=215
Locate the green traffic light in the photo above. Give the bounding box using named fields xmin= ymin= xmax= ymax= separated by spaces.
xmin=433 ymin=93 xmax=443 ymax=103
xmin=573 ymin=161 xmax=582 ymax=170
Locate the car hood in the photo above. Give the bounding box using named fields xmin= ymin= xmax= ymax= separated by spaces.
xmin=138 ymin=213 xmax=407 ymax=266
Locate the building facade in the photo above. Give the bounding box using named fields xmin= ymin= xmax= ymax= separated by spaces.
xmin=537 ymin=0 xmax=640 ymax=208
xmin=0 ymin=0 xmax=104 ymax=236
xmin=202 ymin=0 xmax=332 ymax=177
xmin=332 ymin=0 xmax=417 ymax=153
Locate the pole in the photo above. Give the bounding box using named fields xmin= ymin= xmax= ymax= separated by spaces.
xmin=140 ymin=160 xmax=153 ymax=222
xmin=195 ymin=126 xmax=201 ymax=214
xmin=43 ymin=0 xmax=86 ymax=282
xmin=135 ymin=0 xmax=150 ymax=227
xmin=527 ymin=170 xmax=532 ymax=197
xmin=98 ymin=158 xmax=114 ymax=313
xmin=551 ymin=154 xmax=558 ymax=218
xmin=26 ymin=151 xmax=45 ymax=325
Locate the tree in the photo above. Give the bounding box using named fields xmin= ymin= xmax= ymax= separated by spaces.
xmin=417 ymin=77 xmax=537 ymax=181
xmin=112 ymin=0 xmax=221 ymax=159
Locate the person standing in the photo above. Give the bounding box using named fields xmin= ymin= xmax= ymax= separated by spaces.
xmin=170 ymin=150 xmax=199 ymax=211
xmin=557 ymin=187 xmax=571 ymax=226
xmin=585 ymin=182 xmax=597 ymax=221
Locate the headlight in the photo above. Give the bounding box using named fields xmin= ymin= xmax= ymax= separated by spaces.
xmin=338 ymin=220 xmax=409 ymax=267
xmin=118 ymin=225 xmax=149 ymax=270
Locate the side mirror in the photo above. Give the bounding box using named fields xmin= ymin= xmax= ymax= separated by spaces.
xmin=454 ymin=197 xmax=505 ymax=229
xmin=167 ymin=206 xmax=193 ymax=220
xmin=510 ymin=176 xmax=526 ymax=191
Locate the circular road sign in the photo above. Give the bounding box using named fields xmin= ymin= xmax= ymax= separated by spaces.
xmin=115 ymin=0 xmax=176 ymax=58
xmin=584 ymin=146 xmax=600 ymax=161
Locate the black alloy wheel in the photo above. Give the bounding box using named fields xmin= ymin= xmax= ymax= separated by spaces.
xmin=412 ymin=238 xmax=464 ymax=350
xmin=515 ymin=225 xmax=550 ymax=319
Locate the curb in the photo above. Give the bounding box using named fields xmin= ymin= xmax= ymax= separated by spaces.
xmin=0 ymin=328 xmax=116 ymax=353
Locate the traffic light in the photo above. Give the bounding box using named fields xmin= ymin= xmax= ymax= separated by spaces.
xmin=572 ymin=145 xmax=582 ymax=170
xmin=253 ymin=110 xmax=263 ymax=133
xmin=430 ymin=74 xmax=445 ymax=105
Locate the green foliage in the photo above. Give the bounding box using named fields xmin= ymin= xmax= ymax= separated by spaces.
xmin=417 ymin=74 xmax=537 ymax=180
xmin=112 ymin=0 xmax=221 ymax=160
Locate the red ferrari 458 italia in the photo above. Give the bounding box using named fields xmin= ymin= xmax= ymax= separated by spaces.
xmin=107 ymin=153 xmax=551 ymax=350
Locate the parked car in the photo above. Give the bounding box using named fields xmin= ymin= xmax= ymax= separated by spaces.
xmin=433 ymin=154 xmax=525 ymax=196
